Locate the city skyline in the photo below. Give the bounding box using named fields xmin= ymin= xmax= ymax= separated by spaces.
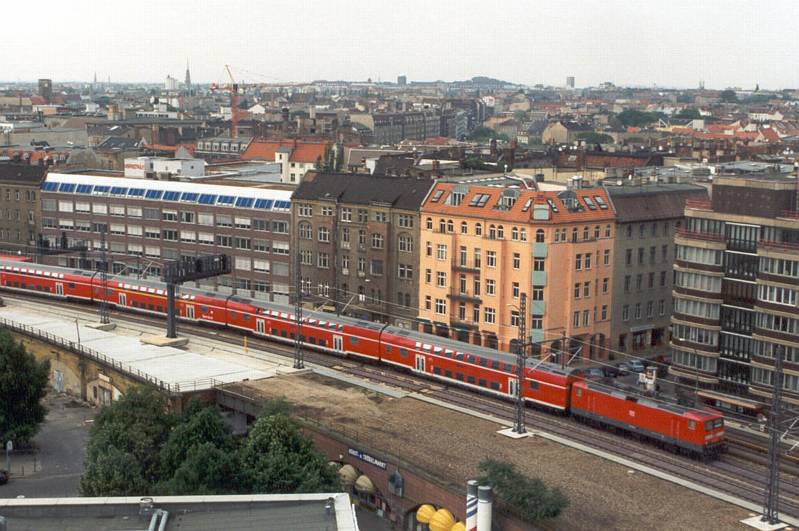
xmin=3 ymin=0 xmax=797 ymax=90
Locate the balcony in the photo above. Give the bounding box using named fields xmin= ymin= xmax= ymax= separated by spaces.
xmin=447 ymin=293 xmax=482 ymax=304
xmin=758 ymin=239 xmax=799 ymax=254
xmin=684 ymin=199 xmax=712 ymax=211
xmin=532 ymin=271 xmax=547 ymax=286
xmin=529 ymin=300 xmax=546 ymax=315
xmin=453 ymin=263 xmax=480 ymax=274
xmin=533 ymin=243 xmax=548 ymax=258
xmin=675 ymin=228 xmax=724 ymax=243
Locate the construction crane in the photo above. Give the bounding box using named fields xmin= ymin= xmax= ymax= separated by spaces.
xmin=210 ymin=64 xmax=239 ymax=138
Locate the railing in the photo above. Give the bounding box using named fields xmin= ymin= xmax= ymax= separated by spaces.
xmin=758 ymin=239 xmax=799 ymax=253
xmin=778 ymin=210 xmax=799 ymax=220
xmin=0 ymin=317 xmax=183 ymax=395
xmin=675 ymin=227 xmax=724 ymax=242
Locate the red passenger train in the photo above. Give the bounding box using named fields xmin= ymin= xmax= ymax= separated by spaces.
xmin=0 ymin=261 xmax=725 ymax=459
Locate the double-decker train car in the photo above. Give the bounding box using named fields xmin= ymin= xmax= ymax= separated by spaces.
xmin=0 ymin=260 xmax=726 ymax=459
xmin=570 ymin=380 xmax=726 ymax=458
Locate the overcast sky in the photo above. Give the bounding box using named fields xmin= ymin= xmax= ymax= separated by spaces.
xmin=3 ymin=0 xmax=796 ymax=89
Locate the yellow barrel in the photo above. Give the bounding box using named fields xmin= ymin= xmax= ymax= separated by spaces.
xmin=450 ymin=523 xmax=466 ymax=531
xmin=416 ymin=504 xmax=436 ymax=524
xmin=429 ymin=508 xmax=456 ymax=531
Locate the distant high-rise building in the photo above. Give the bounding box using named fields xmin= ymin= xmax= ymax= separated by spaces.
xmin=566 ymin=76 xmax=575 ymax=89
xmin=165 ymin=75 xmax=178 ymax=91
xmin=397 ymin=75 xmax=407 ymax=86
xmin=38 ymin=78 xmax=52 ymax=102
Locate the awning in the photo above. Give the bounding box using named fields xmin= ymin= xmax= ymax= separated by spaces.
xmin=698 ymin=390 xmax=762 ymax=411
xmin=630 ymin=324 xmax=654 ymax=333
xmin=354 ymin=474 xmax=375 ymax=494
xmin=338 ymin=464 xmax=358 ymax=487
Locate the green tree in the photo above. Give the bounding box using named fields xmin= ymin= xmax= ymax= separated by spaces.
xmin=240 ymin=414 xmax=338 ymax=493
xmin=615 ymin=109 xmax=662 ymax=128
xmin=478 ymin=458 xmax=568 ymax=522
xmin=80 ymin=387 xmax=175 ymax=496
xmin=0 ymin=330 xmax=49 ymax=445
xmin=674 ymin=108 xmax=701 ymax=120
xmin=159 ymin=403 xmax=234 ymax=478
xmin=467 ymin=127 xmax=509 ymax=143
xmin=162 ymin=442 xmax=242 ymax=495
xmin=720 ymin=89 xmax=738 ymax=103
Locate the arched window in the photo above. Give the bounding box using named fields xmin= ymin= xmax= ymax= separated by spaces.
xmin=594 ymin=225 xmax=600 ymax=239
xmin=439 ymin=219 xmax=446 ymax=233
xmin=511 ymin=227 xmax=519 ymax=240
xmin=475 ymin=223 xmax=483 ymax=236
xmin=605 ymin=224 xmax=611 ymax=238
xmin=536 ymin=229 xmax=545 ymax=243
xmin=447 ymin=220 xmax=454 ymax=233
xmin=426 ymin=217 xmax=433 ymax=230
xmin=583 ymin=226 xmax=589 ymax=240
xmin=520 ymin=228 xmax=527 ymax=241
xmin=460 ymin=221 xmax=468 ymax=234
xmin=572 ymin=228 xmax=578 ymax=242
xmin=489 ymin=224 xmax=496 ymax=239
xmin=497 ymin=225 xmax=504 ymax=239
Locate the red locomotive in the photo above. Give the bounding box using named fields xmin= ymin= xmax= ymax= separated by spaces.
xmin=0 ymin=261 xmax=725 ymax=459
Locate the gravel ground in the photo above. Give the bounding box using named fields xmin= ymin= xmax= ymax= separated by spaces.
xmin=231 ymin=373 xmax=756 ymax=531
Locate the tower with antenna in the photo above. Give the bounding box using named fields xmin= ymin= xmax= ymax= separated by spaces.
xmin=184 ymin=59 xmax=192 ymax=94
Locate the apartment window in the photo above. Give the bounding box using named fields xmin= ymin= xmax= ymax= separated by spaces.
xmin=198 ymin=232 xmax=214 ymax=245
xmin=459 ymin=246 xmax=467 ymax=266
xmin=253 ymin=218 xmax=269 ymax=231
xmin=143 ymin=207 xmax=160 ymax=220
xmin=583 ymin=226 xmax=589 ymax=240
xmin=42 ymin=198 xmax=56 ymax=211
xmin=235 ymin=257 xmax=251 ymax=271
xmin=583 ymin=281 xmax=590 ymax=297
xmin=371 ymin=233 xmax=384 ymax=249
xmin=473 ymin=306 xmax=480 ymax=322
xmin=484 ymin=307 xmax=496 ymax=324
xmin=585 ymin=253 xmax=592 ymax=270
xmin=437 ymin=244 xmax=447 ymax=260
xmin=458 ymin=303 xmax=466 ymax=320
xmin=215 ymin=214 xmax=232 ymax=227
xmin=625 ymin=249 xmax=632 ymax=266
xmin=474 ymin=249 xmax=481 ymax=268
xmin=533 ymin=287 xmax=543 ymax=300
xmin=573 ymin=311 xmax=580 ymax=327
xmin=109 ymin=204 xmax=125 ymax=216
xmin=460 ymin=274 xmax=467 ymax=294
xmin=475 ymin=223 xmax=482 ymax=236
xmin=603 ymin=249 xmax=610 ymax=266
xmin=299 ymin=223 xmax=312 ymax=239
xmin=357 ymin=209 xmax=368 ymax=223
xmin=234 ymin=237 xmax=251 ymax=250
xmin=162 ymin=210 xmax=178 ymax=222
xmin=649 ymin=246 xmax=656 ymax=264
xmin=660 ymin=271 xmax=667 ymax=287
xmin=398 ymin=264 xmax=413 ymax=279
xmin=424 ymin=296 xmax=432 ymax=310
xmin=605 ymin=224 xmax=611 ymax=238
xmin=162 ymin=229 xmax=178 ymax=241
xmin=317 ymin=253 xmax=330 ymax=268
xmin=272 ymin=242 xmax=290 ymax=255
xmin=374 ymin=211 xmax=387 ymax=223
xmin=75 ymin=201 xmax=90 ymax=213
xmin=661 ymin=244 xmax=669 ymax=262
xmin=254 ymin=239 xmax=270 ymax=252
xmin=435 ymin=298 xmax=447 ymax=315
xmin=532 ymin=315 xmax=543 ymax=329
xmin=215 ymin=235 xmax=232 ymax=247
xmin=602 ymin=278 xmax=609 ymax=293
xmin=639 ymin=224 xmax=645 ymax=238
xmin=127 ymin=206 xmax=142 ymax=217
xmin=485 ymin=279 xmax=496 ymax=296
xmin=637 ymin=247 xmax=645 ymax=265
xmin=426 ymin=241 xmax=432 ymax=257
xmin=622 ymin=305 xmax=629 ymax=321
xmin=601 ymin=305 xmax=608 ymax=320
xmin=318 ymin=227 xmax=330 ymax=242
xmin=425 ymin=269 xmax=432 ymax=284
xmin=658 ymin=299 xmax=665 ymax=315
xmin=235 ymin=217 xmax=251 ymax=229
xmin=583 ymin=310 xmax=589 ymax=327
xmin=634 ymin=302 xmax=642 ymax=319
xmin=594 ymin=225 xmax=600 ymax=239
xmin=511 ymin=253 xmax=521 ymax=270
xmin=110 ymin=223 xmax=125 ymax=235
xmin=648 ymin=272 xmax=655 ymax=289
xmin=511 ymin=310 xmax=520 ymax=327
xmin=460 ymin=221 xmax=468 ymax=234
xmin=253 ymin=259 xmax=270 ymax=273
xmin=398 ymin=214 xmax=413 ymax=228
xmin=341 ymin=208 xmax=352 ymax=222
xmin=646 ymin=301 xmax=654 ymax=318
xmin=574 ymin=283 xmax=581 ymax=299
xmin=512 ymin=282 xmax=520 ymax=298
xmin=474 ymin=278 xmax=481 ymax=296
xmin=437 ymin=271 xmax=447 ymax=287
xmin=399 ymin=235 xmax=413 ymax=252
xmin=272 ymin=221 xmax=289 ymax=234
xmin=486 ymin=251 xmax=496 ymax=267
xmin=298 ymin=204 xmax=313 ymax=217
xmin=575 ymin=254 xmax=582 ymax=271
xmin=180 ymin=211 xmax=195 ymax=223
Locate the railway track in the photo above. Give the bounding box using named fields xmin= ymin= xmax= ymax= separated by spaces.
xmin=6 ymin=293 xmax=799 ymax=520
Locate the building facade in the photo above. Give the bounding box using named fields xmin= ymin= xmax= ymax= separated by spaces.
xmin=349 ymin=111 xmax=442 ymax=145
xmin=0 ymin=163 xmax=46 ymax=252
xmin=606 ymin=183 xmax=709 ymax=357
xmin=40 ymin=173 xmax=292 ymax=301
xmin=670 ymin=174 xmax=799 ymax=408
xmin=418 ymin=180 xmax=615 ymax=360
xmin=291 ymin=172 xmax=432 ymax=328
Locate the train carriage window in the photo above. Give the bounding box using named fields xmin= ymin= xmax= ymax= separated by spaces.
xmin=433 ymin=367 xmax=441 ymax=375
xmin=385 ymin=345 xmax=391 ymax=352
xmin=271 ymin=329 xmax=279 ymax=336
xmin=492 ymin=361 xmax=500 ymax=370
xmin=290 ymin=333 xmax=295 ymax=340
xmin=243 ymin=314 xmax=250 ymax=321
xmin=200 ymin=305 xmax=209 ymax=312
xmin=575 ymin=387 xmax=582 ymax=397
xmin=688 ymin=420 xmax=696 ymax=430
xmin=319 ymin=339 xmax=326 ymax=347
xmin=465 ymin=375 xmax=474 ymax=384
xmin=280 ymin=330 xmax=287 ymax=338
xmin=445 ymin=370 xmax=452 ymax=378
xmin=231 ymin=312 xmax=238 ymax=320
xmin=456 ymin=373 xmax=464 ymax=381
xmin=479 ymin=358 xmax=487 ymax=367
xmin=704 ymin=421 xmax=713 ymax=431
xmin=466 ymin=355 xmax=475 ymax=363
xmin=148 ymin=304 xmax=154 ymax=310
xmin=157 ymin=306 xmax=163 ymax=312
xmin=68 ymin=283 xmax=76 ymax=288
xmin=714 ymin=419 xmax=723 ymax=428
xmin=455 ymin=353 xmax=464 ymax=361
xmin=490 ymin=382 xmax=500 ymax=391
xmin=350 ymin=337 xmax=359 ymax=345
xmin=479 ymin=379 xmax=487 ymax=387
xmin=132 ymin=301 xmax=138 ymax=308
xmin=400 ymin=348 xmax=408 ymax=358
xmin=529 ymin=381 xmax=539 ymax=390
xmin=309 ymin=337 xmax=316 ymax=345
xmin=506 ymin=364 xmax=514 ymax=373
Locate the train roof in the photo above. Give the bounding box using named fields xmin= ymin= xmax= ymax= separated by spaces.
xmin=579 ymin=380 xmax=722 ymax=419
xmin=0 ymin=260 xmax=88 ymax=278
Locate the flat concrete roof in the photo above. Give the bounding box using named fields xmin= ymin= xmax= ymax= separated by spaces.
xmin=0 ymin=493 xmax=357 ymax=531
xmin=0 ymin=306 xmax=271 ymax=391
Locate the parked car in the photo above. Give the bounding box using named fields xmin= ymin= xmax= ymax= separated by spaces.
xmin=627 ymin=360 xmax=646 ymax=373
xmin=585 ymin=368 xmax=604 ymax=380
xmin=0 ymin=470 xmax=8 ymax=485
xmin=602 ymin=365 xmax=621 ymax=378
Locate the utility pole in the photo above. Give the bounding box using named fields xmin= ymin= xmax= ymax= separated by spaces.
xmin=294 ymin=249 xmax=304 ymax=369
xmin=513 ymin=293 xmax=527 ymax=435
xmin=98 ymin=228 xmax=110 ymax=325
xmin=762 ymin=344 xmax=785 ymax=526
xmin=560 ymin=329 xmax=566 ymax=370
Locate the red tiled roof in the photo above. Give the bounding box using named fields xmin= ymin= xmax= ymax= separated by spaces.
xmin=421 ymin=182 xmax=615 ymax=224
xmin=242 ymin=139 xmax=330 ymax=163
